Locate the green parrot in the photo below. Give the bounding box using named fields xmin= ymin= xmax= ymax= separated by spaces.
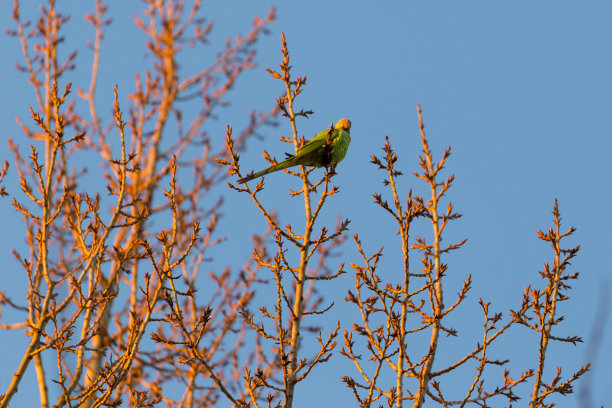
xmin=237 ymin=118 xmax=352 ymax=184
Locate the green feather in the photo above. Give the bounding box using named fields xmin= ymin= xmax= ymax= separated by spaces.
xmin=237 ymin=118 xmax=351 ymax=184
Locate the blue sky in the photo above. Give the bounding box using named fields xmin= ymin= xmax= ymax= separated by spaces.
xmin=1 ymin=1 xmax=610 ymax=407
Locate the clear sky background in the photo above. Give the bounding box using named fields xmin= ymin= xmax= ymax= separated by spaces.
xmin=1 ymin=1 xmax=610 ymax=407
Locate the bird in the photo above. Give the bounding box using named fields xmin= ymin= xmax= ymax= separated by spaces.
xmin=237 ymin=118 xmax=352 ymax=184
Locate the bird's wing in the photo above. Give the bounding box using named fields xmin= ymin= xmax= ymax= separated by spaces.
xmin=296 ymin=129 xmax=338 ymax=157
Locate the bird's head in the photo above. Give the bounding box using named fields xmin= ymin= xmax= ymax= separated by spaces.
xmin=335 ymin=118 xmax=351 ymax=130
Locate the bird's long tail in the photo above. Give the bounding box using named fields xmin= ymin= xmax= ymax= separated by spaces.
xmin=237 ymin=157 xmax=297 ymax=184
